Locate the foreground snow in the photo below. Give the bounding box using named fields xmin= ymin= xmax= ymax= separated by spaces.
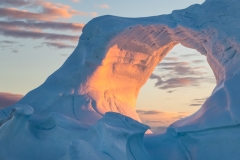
xmin=1 ymin=0 xmax=240 ymax=159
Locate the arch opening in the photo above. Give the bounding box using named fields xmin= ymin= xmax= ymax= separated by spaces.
xmin=136 ymin=44 xmax=215 ymax=133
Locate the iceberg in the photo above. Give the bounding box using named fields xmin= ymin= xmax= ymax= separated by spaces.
xmin=1 ymin=0 xmax=240 ymax=159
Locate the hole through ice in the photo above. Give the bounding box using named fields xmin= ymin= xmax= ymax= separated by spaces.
xmin=136 ymin=44 xmax=215 ymax=134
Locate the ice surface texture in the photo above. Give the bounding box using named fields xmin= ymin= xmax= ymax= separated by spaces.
xmin=1 ymin=0 xmax=240 ymax=159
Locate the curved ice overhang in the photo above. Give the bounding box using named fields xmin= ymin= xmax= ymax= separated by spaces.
xmin=1 ymin=0 xmax=240 ymax=133
xmin=78 ymin=0 xmax=240 ymax=132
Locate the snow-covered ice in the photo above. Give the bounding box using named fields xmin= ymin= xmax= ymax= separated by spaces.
xmin=1 ymin=0 xmax=240 ymax=159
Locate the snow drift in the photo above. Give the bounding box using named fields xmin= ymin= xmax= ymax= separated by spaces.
xmin=1 ymin=0 xmax=240 ymax=159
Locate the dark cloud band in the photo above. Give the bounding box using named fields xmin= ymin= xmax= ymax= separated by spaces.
xmin=0 ymin=27 xmax=79 ymax=42
xmin=42 ymin=42 xmax=75 ymax=49
xmin=0 ymin=21 xmax=84 ymax=32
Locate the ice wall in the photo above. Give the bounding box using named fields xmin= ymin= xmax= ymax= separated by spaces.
xmin=1 ymin=0 xmax=240 ymax=159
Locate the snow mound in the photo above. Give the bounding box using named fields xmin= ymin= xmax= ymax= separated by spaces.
xmin=1 ymin=0 xmax=240 ymax=159
xmin=0 ymin=105 xmax=149 ymax=160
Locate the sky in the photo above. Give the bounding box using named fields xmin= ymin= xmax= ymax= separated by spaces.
xmin=0 ymin=0 xmax=215 ymax=133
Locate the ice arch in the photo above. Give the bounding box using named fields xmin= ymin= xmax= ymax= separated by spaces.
xmin=1 ymin=0 xmax=240 ymax=134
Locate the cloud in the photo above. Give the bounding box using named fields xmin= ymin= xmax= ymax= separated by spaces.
xmin=90 ymin=12 xmax=98 ymax=17
xmin=95 ymin=4 xmax=109 ymax=9
xmin=190 ymin=104 xmax=202 ymax=106
xmin=0 ymin=41 xmax=18 ymax=50
xmin=174 ymin=65 xmax=200 ymax=76
xmin=159 ymin=67 xmax=175 ymax=70
xmin=37 ymin=1 xmax=87 ymax=18
xmin=152 ymin=55 xmax=215 ymax=90
xmin=0 ymin=45 xmax=11 ymax=49
xmin=0 ymin=0 xmax=32 ymax=7
xmin=97 ymin=4 xmax=110 ymax=9
xmin=71 ymin=0 xmax=80 ymax=3
xmin=158 ymin=61 xmax=203 ymax=77
xmin=12 ymin=49 xmax=18 ymax=53
xmin=0 ymin=0 xmax=87 ymax=42
xmin=163 ymin=57 xmax=178 ymax=61
xmin=137 ymin=109 xmax=190 ymax=133
xmin=190 ymin=98 xmax=207 ymax=106
xmin=60 ymin=53 xmax=70 ymax=56
xmin=33 ymin=45 xmax=42 ymax=49
xmin=0 ymin=1 xmax=87 ymax=21
xmin=0 ymin=27 xmax=79 ymax=42
xmin=136 ymin=110 xmax=163 ymax=115
xmin=0 ymin=40 xmax=17 ymax=44
xmin=159 ymin=62 xmax=189 ymax=67
xmin=150 ymin=73 xmax=204 ymax=89
xmin=180 ymin=53 xmax=200 ymax=57
xmin=159 ymin=77 xmax=201 ymax=89
xmin=192 ymin=60 xmax=205 ymax=63
xmin=0 ymin=21 xmax=84 ymax=32
xmin=0 ymin=8 xmax=86 ymax=21
xmin=42 ymin=42 xmax=75 ymax=49
xmin=158 ymin=62 xmax=208 ymax=77
xmin=149 ymin=73 xmax=163 ymax=87
xmin=0 ymin=92 xmax=23 ymax=109
xmin=194 ymin=98 xmax=207 ymax=102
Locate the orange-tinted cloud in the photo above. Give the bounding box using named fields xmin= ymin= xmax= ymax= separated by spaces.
xmin=0 ymin=0 xmax=87 ymax=43
xmin=90 ymin=12 xmax=98 ymax=17
xmin=71 ymin=0 xmax=80 ymax=3
xmin=0 ymin=0 xmax=87 ymax=21
xmin=0 ymin=7 xmax=86 ymax=21
xmin=0 ymin=92 xmax=23 ymax=109
xmin=100 ymin=4 xmax=109 ymax=8
xmin=38 ymin=1 xmax=87 ymax=19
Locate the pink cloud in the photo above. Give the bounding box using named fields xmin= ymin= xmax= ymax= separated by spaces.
xmin=0 ymin=8 xmax=50 ymax=21
xmin=0 ymin=92 xmax=23 ymax=109
xmin=99 ymin=4 xmax=110 ymax=9
xmin=90 ymin=12 xmax=98 ymax=17
xmin=71 ymin=0 xmax=80 ymax=3
xmin=0 ymin=0 xmax=87 ymax=42
xmin=38 ymin=1 xmax=87 ymax=19
xmin=1 ymin=0 xmax=32 ymax=7
xmin=0 ymin=7 xmax=86 ymax=21
xmin=0 ymin=1 xmax=88 ymax=21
